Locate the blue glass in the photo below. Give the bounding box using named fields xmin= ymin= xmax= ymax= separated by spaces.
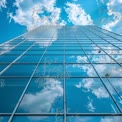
xmin=111 ymin=54 xmax=122 ymax=63
xmin=65 ymin=55 xmax=89 ymax=63
xmin=66 ymin=78 xmax=119 ymax=113
xmin=0 ymin=64 xmax=8 ymax=72
xmin=17 ymin=55 xmax=41 ymax=63
xmin=13 ymin=116 xmax=63 ymax=122
xmin=17 ymin=78 xmax=63 ymax=113
xmin=0 ymin=78 xmax=29 ymax=113
xmin=25 ymin=51 xmax=44 ymax=55
xmin=94 ymin=64 xmax=122 ymax=77
xmin=65 ymin=51 xmax=84 ymax=54
xmin=35 ymin=64 xmax=64 ymax=77
xmin=88 ymin=55 xmax=115 ymax=63
xmin=0 ymin=116 xmax=9 ymax=122
xmin=67 ymin=116 xmax=122 ymax=122
xmin=2 ymin=64 xmax=36 ymax=76
xmin=41 ymin=55 xmax=64 ymax=63
xmin=66 ymin=64 xmax=97 ymax=77
xmin=0 ymin=55 xmax=19 ymax=63
xmin=103 ymin=78 xmax=122 ymax=109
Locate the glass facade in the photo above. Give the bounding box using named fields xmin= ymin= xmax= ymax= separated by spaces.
xmin=0 ymin=26 xmax=122 ymax=122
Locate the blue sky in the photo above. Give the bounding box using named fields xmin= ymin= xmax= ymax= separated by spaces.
xmin=0 ymin=0 xmax=122 ymax=43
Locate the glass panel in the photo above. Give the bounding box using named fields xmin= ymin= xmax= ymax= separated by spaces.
xmin=0 ymin=55 xmax=18 ymax=63
xmin=66 ymin=64 xmax=97 ymax=77
xmin=67 ymin=116 xmax=122 ymax=122
xmin=88 ymin=55 xmax=115 ymax=63
xmin=0 ymin=64 xmax=8 ymax=72
xmin=2 ymin=64 xmax=36 ymax=76
xmin=65 ymin=51 xmax=84 ymax=55
xmin=103 ymin=78 xmax=122 ymax=109
xmin=111 ymin=55 xmax=122 ymax=63
xmin=0 ymin=78 xmax=29 ymax=113
xmin=35 ymin=64 xmax=63 ymax=77
xmin=41 ymin=55 xmax=64 ymax=63
xmin=13 ymin=116 xmax=63 ymax=122
xmin=17 ymin=78 xmax=63 ymax=113
xmin=65 ymin=55 xmax=89 ymax=63
xmin=66 ymin=78 xmax=119 ymax=113
xmin=0 ymin=116 xmax=10 ymax=122
xmin=17 ymin=55 xmax=41 ymax=63
xmin=94 ymin=64 xmax=122 ymax=77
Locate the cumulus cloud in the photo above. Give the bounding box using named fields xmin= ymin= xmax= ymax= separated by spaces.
xmin=20 ymin=78 xmax=63 ymax=113
xmin=0 ymin=0 xmax=6 ymax=10
xmin=75 ymin=78 xmax=109 ymax=99
xmin=9 ymin=0 xmax=66 ymax=30
xmin=102 ymin=0 xmax=122 ymax=34
xmin=65 ymin=2 xmax=93 ymax=25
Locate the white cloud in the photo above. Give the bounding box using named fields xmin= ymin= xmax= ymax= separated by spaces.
xmin=0 ymin=0 xmax=6 ymax=10
xmin=76 ymin=56 xmax=88 ymax=63
xmin=20 ymin=78 xmax=63 ymax=113
xmin=65 ymin=2 xmax=93 ymax=25
xmin=75 ymin=78 xmax=109 ymax=98
xmin=87 ymin=99 xmax=95 ymax=112
xmin=101 ymin=117 xmax=122 ymax=122
xmin=92 ymin=87 xmax=109 ymax=98
xmin=9 ymin=0 xmax=66 ymax=30
xmin=102 ymin=0 xmax=122 ymax=34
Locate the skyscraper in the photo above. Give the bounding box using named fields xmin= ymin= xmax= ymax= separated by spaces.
xmin=0 ymin=26 xmax=122 ymax=122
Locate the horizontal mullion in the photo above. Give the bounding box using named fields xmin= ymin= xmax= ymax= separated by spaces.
xmin=0 ymin=62 xmax=121 ymax=64
xmin=0 ymin=113 xmax=122 ymax=116
xmin=0 ymin=76 xmax=122 ymax=78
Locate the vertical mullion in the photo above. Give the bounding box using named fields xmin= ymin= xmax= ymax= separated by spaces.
xmin=63 ymin=26 xmax=66 ymax=122
xmin=8 ymin=30 xmax=56 ymax=122
xmin=74 ymin=32 xmax=122 ymax=113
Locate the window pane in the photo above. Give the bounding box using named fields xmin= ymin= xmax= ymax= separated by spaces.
xmin=13 ymin=116 xmax=63 ymax=122
xmin=35 ymin=64 xmax=63 ymax=77
xmin=0 ymin=116 xmax=9 ymax=122
xmin=2 ymin=64 xmax=36 ymax=76
xmin=17 ymin=78 xmax=63 ymax=113
xmin=88 ymin=55 xmax=115 ymax=63
xmin=66 ymin=64 xmax=97 ymax=77
xmin=41 ymin=55 xmax=64 ymax=63
xmin=94 ymin=64 xmax=122 ymax=77
xmin=66 ymin=78 xmax=119 ymax=113
xmin=0 ymin=78 xmax=29 ymax=113
xmin=67 ymin=116 xmax=122 ymax=122
xmin=65 ymin=55 xmax=89 ymax=63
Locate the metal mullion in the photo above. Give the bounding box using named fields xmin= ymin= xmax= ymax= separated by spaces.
xmin=8 ymin=31 xmax=57 ymax=122
xmin=0 ymin=62 xmax=122 ymax=65
xmin=63 ymin=27 xmax=66 ymax=122
xmin=75 ymin=34 xmax=122 ymax=113
xmin=1 ymin=113 xmax=122 ymax=116
xmin=86 ymin=27 xmax=122 ymax=50
xmin=0 ymin=43 xmax=35 ymax=75
xmin=1 ymin=76 xmax=122 ymax=78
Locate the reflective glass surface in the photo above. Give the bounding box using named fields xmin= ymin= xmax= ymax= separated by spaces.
xmin=0 ymin=26 xmax=122 ymax=122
